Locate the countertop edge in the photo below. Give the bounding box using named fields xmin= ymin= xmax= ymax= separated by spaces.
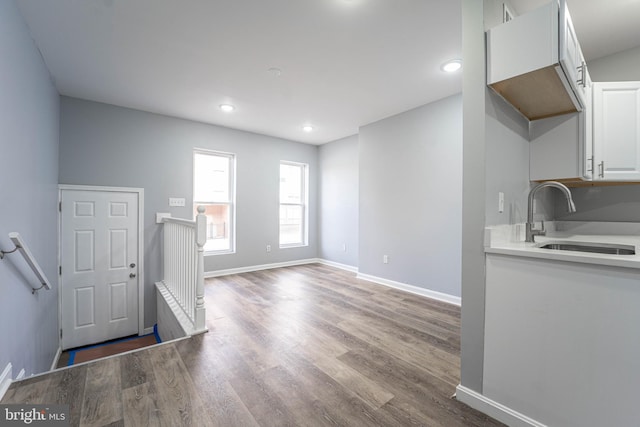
xmin=485 ymin=245 xmax=640 ymax=269
xmin=484 ymin=224 xmax=640 ymax=269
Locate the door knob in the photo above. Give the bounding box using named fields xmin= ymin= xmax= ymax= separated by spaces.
xmin=130 ymin=263 xmax=136 ymax=268
xmin=130 ymin=273 xmax=136 ymax=278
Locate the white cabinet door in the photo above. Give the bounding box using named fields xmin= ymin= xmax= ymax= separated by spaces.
xmin=593 ymin=81 xmax=640 ymax=181
xmin=559 ymin=0 xmax=588 ymax=110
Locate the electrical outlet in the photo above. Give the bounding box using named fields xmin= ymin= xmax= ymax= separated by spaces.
xmin=383 ymin=255 xmax=389 ymax=264
xmin=266 ymin=245 xmax=271 ymax=252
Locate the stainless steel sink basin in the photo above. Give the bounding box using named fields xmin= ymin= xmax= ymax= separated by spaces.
xmin=537 ymin=241 xmax=636 ymax=255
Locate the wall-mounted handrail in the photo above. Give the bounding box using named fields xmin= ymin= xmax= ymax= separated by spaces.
xmin=0 ymin=232 xmax=52 ymax=294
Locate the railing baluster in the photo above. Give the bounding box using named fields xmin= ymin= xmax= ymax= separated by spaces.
xmin=159 ymin=210 xmax=207 ymax=333
xmin=188 ymin=230 xmax=193 ymax=317
xmin=194 ymin=206 xmax=206 ymax=331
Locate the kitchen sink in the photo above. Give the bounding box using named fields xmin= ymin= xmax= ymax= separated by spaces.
xmin=537 ymin=241 xmax=636 ymax=255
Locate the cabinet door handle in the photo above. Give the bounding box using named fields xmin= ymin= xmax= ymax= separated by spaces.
xmin=598 ymin=161 xmax=605 ymax=178
xmin=587 ymin=157 xmax=593 ymax=173
xmin=576 ymin=64 xmax=583 ymax=87
xmin=577 ymin=62 xmax=587 ymax=88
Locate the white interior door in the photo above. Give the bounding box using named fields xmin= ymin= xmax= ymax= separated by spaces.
xmin=60 ymin=188 xmax=139 ymax=350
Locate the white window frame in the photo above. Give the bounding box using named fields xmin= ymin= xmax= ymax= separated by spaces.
xmin=279 ymin=161 xmax=309 ymax=248
xmin=193 ymin=148 xmax=236 ymax=255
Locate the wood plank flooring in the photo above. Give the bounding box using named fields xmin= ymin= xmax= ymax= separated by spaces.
xmin=2 ymin=264 xmax=503 ymax=426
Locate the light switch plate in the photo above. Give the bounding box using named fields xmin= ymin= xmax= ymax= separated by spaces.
xmin=169 ymin=197 xmax=185 ymax=207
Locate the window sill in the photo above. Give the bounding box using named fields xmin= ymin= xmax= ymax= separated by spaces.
xmin=204 ymin=250 xmax=235 ymax=256
xmin=279 ymin=244 xmax=308 ymax=249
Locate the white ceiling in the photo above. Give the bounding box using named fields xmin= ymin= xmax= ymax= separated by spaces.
xmin=17 ymin=0 xmax=462 ymax=145
xmin=16 ymin=1 xmax=639 ymax=145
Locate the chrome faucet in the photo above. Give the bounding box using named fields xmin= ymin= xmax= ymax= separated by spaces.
xmin=526 ymin=181 xmax=576 ymax=242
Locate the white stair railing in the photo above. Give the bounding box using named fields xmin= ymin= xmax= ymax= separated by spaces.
xmin=159 ymin=206 xmax=207 ymax=335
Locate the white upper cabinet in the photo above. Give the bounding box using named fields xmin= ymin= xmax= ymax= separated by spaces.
xmin=529 ymin=67 xmax=592 ymax=182
xmin=559 ymin=0 xmax=588 ymax=109
xmin=593 ymin=82 xmax=640 ymax=181
xmin=487 ymin=0 xmax=589 ymax=120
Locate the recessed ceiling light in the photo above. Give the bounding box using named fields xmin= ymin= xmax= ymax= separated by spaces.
xmin=219 ymin=104 xmax=235 ymax=112
xmin=302 ymin=125 xmax=314 ymax=132
xmin=441 ymin=59 xmax=462 ymax=73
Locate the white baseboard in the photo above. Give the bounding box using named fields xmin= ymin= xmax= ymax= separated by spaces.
xmin=203 ymin=259 xmax=458 ymax=308
xmin=356 ymin=272 xmax=461 ymax=306
xmin=50 ymin=346 xmax=62 ymax=371
xmin=142 ymin=326 xmax=155 ymax=335
xmin=0 ymin=363 xmax=12 ymax=401
xmin=455 ymin=385 xmax=547 ymax=427
xmin=315 ymin=259 xmax=358 ymax=273
xmin=204 ymin=258 xmax=320 ymax=278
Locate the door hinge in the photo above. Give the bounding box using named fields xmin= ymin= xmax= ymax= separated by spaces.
xmin=59 ymin=201 xmax=61 ymax=212
xmin=59 ymin=266 xmax=62 ymax=275
xmin=60 ymin=329 xmax=62 ymax=339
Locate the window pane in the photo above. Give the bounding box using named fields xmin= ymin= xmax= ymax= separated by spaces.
xmin=280 ymin=205 xmax=303 ymax=245
xmin=280 ymin=163 xmax=302 ymax=204
xmin=196 ymin=204 xmax=231 ymax=252
xmin=194 ymin=153 xmax=230 ymax=202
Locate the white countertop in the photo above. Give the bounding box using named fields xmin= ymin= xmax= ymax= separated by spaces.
xmin=485 ymin=222 xmax=640 ymax=269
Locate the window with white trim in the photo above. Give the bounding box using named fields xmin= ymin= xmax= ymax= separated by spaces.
xmin=279 ymin=161 xmax=308 ymax=247
xmin=193 ymin=150 xmax=235 ymax=253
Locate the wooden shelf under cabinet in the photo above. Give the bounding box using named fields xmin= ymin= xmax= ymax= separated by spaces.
xmin=533 ymin=179 xmax=640 ymax=188
xmin=490 ymin=66 xmax=578 ymax=121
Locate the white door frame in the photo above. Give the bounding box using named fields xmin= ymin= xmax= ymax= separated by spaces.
xmin=58 ymin=184 xmax=145 ymax=346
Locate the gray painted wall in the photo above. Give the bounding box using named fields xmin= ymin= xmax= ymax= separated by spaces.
xmin=588 ymin=46 xmax=640 ymax=82
xmin=59 ymin=97 xmax=318 ymax=329
xmin=0 ymin=0 xmax=60 ymax=376
xmin=358 ymin=94 xmax=462 ymax=297
xmin=556 ymin=185 xmax=640 ymax=222
xmin=318 ymin=135 xmax=359 ymax=267
xmin=460 ymin=0 xmax=487 ymax=394
xmin=483 ymin=2 xmax=572 ymax=228
xmin=461 ymin=0 xmax=529 ymax=394
xmin=484 ymin=90 xmax=530 ymax=226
